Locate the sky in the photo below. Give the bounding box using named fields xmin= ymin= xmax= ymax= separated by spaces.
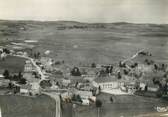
xmin=0 ymin=0 xmax=168 ymax=24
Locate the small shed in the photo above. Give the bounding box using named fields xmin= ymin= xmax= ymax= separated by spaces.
xmin=20 ymin=85 xmax=31 ymax=94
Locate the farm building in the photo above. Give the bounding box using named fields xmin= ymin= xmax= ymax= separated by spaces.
xmin=147 ymin=82 xmax=159 ymax=92
xmin=94 ymin=76 xmax=123 ymax=90
xmin=0 ymin=74 xmax=10 ymax=87
xmin=24 ymin=60 xmax=34 ymax=72
xmin=20 ymin=85 xmax=31 ymax=94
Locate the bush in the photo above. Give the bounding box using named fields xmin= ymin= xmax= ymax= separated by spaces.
xmin=71 ymin=67 xmax=81 ymax=76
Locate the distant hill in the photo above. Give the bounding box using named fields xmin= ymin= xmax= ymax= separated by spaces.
xmin=0 ymin=20 xmax=168 ymax=65
xmin=0 ymin=20 xmax=168 ymax=44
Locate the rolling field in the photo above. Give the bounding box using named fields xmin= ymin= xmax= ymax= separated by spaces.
xmin=0 ymin=55 xmax=26 ymax=74
xmin=0 ymin=95 xmax=55 ymax=117
xmin=74 ymin=93 xmax=168 ymax=117
xmin=0 ymin=21 xmax=168 ymax=65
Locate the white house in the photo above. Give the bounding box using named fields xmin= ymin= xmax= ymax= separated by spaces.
xmin=75 ymin=90 xmax=93 ymax=99
xmin=0 ymin=74 xmax=4 ymax=79
xmin=0 ymin=53 xmax=7 ymax=60
xmin=24 ymin=60 xmax=34 ymax=72
xmin=20 ymin=85 xmax=31 ymax=94
xmin=82 ymin=99 xmax=90 ymax=105
xmin=94 ymin=76 xmax=123 ymax=90
xmin=62 ymin=79 xmax=71 ymax=87
xmin=147 ymin=82 xmax=159 ymax=92
xmin=139 ymin=82 xmax=146 ymax=91
xmin=136 ymin=64 xmax=153 ymax=73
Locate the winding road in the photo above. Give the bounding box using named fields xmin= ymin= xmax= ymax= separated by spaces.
xmin=13 ymin=54 xmax=61 ymax=117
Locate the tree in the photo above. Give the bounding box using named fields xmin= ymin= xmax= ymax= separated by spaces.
xmin=3 ymin=70 xmax=10 ymax=79
xmin=117 ymin=72 xmax=122 ymax=79
xmin=110 ymin=97 xmax=113 ymax=103
xmin=12 ymin=75 xmax=18 ymax=81
xmin=18 ymin=72 xmax=23 ymax=79
xmin=76 ymin=95 xmax=82 ymax=103
xmin=71 ymin=67 xmax=81 ymax=76
xmin=75 ymin=82 xmax=79 ymax=88
xmin=98 ymin=86 xmax=101 ymax=94
xmin=99 ymin=69 xmax=107 ymax=77
xmin=91 ymin=63 xmax=96 ymax=68
xmin=95 ymin=99 xmax=102 ymax=117
xmin=106 ymin=66 xmax=113 ymax=74
xmin=18 ymin=78 xmax=27 ymax=84
xmin=8 ymin=82 xmax=13 ymax=89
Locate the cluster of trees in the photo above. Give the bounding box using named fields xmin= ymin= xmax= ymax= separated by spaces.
xmin=71 ymin=94 xmax=82 ymax=103
xmin=152 ymin=77 xmax=168 ymax=97
xmin=3 ymin=70 xmax=27 ymax=84
xmin=119 ymin=61 xmax=126 ymax=68
xmin=139 ymin=51 xmax=152 ymax=56
xmin=33 ymin=52 xmax=41 ymax=59
xmin=154 ymin=63 xmax=167 ymax=72
xmin=29 ymin=49 xmax=41 ymax=59
xmin=98 ymin=65 xmax=113 ymax=77
xmin=144 ymin=59 xmax=154 ymax=65
xmin=91 ymin=63 xmax=96 ymax=68
xmin=40 ymin=80 xmax=52 ymax=89
xmin=2 ymin=48 xmax=10 ymax=54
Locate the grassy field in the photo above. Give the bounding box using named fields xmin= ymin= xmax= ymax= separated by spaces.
xmin=0 ymin=20 xmax=168 ymax=65
xmin=0 ymin=95 xmax=55 ymax=117
xmin=1 ymin=93 xmax=168 ymax=117
xmin=0 ymin=55 xmax=26 ymax=74
xmin=73 ymin=93 xmax=168 ymax=117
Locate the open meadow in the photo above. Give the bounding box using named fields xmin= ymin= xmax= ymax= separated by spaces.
xmin=0 ymin=21 xmax=168 ymax=65
xmin=0 ymin=95 xmax=55 ymax=117
xmin=0 ymin=55 xmax=26 ymax=74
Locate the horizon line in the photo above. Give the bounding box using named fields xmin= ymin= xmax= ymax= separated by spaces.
xmin=0 ymin=18 xmax=167 ymax=25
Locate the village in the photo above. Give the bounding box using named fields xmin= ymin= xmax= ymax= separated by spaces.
xmin=1 ymin=42 xmax=168 ymax=101
xmin=1 ymin=42 xmax=168 ymax=117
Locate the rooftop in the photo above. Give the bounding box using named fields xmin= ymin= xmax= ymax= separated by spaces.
xmin=94 ymin=75 xmax=118 ymax=83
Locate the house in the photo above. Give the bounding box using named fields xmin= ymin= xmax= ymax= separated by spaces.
xmin=0 ymin=74 xmax=4 ymax=79
xmin=147 ymin=82 xmax=159 ymax=92
xmin=139 ymin=82 xmax=146 ymax=91
xmin=16 ymin=51 xmax=24 ymax=56
xmin=83 ymin=75 xmax=95 ymax=81
xmin=20 ymin=85 xmax=31 ymax=94
xmin=124 ymin=82 xmax=137 ymax=94
xmin=78 ymin=83 xmax=93 ymax=91
xmin=94 ymin=76 xmax=122 ymax=90
xmin=61 ymin=92 xmax=72 ymax=102
xmin=24 ymin=60 xmax=34 ymax=72
xmin=62 ymin=79 xmax=71 ymax=87
xmin=29 ymin=82 xmax=41 ymax=95
xmin=82 ymin=99 xmax=90 ymax=105
xmin=40 ymin=57 xmax=53 ymax=66
xmin=136 ymin=64 xmax=153 ymax=73
xmin=0 ymin=52 xmax=7 ymax=60
xmin=0 ymin=48 xmax=3 ymax=53
xmin=0 ymin=74 xmax=10 ymax=87
xmin=74 ymin=90 xmax=93 ymax=99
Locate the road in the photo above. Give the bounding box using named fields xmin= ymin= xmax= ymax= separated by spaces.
xmin=43 ymin=92 xmax=61 ymax=117
xmin=122 ymin=49 xmax=145 ymax=64
xmin=13 ymin=55 xmax=46 ymax=81
xmin=13 ymin=54 xmax=62 ymax=117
